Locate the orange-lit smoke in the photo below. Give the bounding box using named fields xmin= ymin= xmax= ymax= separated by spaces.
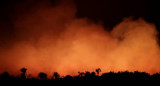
xmin=0 ymin=0 xmax=160 ymax=76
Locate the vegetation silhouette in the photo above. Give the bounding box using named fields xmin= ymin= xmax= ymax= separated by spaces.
xmin=53 ymin=72 xmax=60 ymax=79
xmin=96 ymin=68 xmax=101 ymax=75
xmin=0 ymin=68 xmax=160 ymax=80
xmin=20 ymin=68 xmax=27 ymax=79
xmin=38 ymin=72 xmax=47 ymax=80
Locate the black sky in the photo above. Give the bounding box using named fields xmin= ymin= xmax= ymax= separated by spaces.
xmin=75 ymin=0 xmax=160 ymax=30
xmin=0 ymin=0 xmax=160 ymax=28
xmin=0 ymin=0 xmax=160 ymax=43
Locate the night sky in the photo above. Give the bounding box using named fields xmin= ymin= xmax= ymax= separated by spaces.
xmin=0 ymin=0 xmax=160 ymax=31
xmin=75 ymin=0 xmax=160 ymax=29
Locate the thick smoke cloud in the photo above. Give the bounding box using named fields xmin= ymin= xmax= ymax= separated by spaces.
xmin=0 ymin=0 xmax=160 ymax=76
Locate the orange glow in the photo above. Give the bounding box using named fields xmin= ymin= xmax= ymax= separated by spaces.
xmin=0 ymin=0 xmax=160 ymax=77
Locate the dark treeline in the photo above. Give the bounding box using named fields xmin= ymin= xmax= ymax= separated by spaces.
xmin=0 ymin=68 xmax=160 ymax=80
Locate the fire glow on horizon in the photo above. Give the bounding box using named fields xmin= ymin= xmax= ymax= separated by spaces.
xmin=0 ymin=0 xmax=160 ymax=76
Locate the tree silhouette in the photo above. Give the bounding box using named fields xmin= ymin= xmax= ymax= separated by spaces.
xmin=0 ymin=72 xmax=9 ymax=80
xmin=20 ymin=67 xmax=27 ymax=79
xmin=64 ymin=75 xmax=73 ymax=80
xmin=96 ymin=68 xmax=101 ymax=75
xmin=38 ymin=72 xmax=47 ymax=80
xmin=1 ymin=68 xmax=160 ymax=80
xmin=91 ymin=72 xmax=96 ymax=76
xmin=84 ymin=71 xmax=91 ymax=77
xmin=53 ymin=72 xmax=60 ymax=79
xmin=78 ymin=72 xmax=84 ymax=77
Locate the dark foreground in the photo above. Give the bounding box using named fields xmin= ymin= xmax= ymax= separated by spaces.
xmin=0 ymin=68 xmax=160 ymax=81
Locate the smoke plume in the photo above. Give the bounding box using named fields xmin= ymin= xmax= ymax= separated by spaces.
xmin=0 ymin=0 xmax=160 ymax=76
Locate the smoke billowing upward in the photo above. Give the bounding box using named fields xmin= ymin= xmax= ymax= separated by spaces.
xmin=0 ymin=0 xmax=160 ymax=76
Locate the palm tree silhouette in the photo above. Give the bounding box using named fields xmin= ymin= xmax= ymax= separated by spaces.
xmin=20 ymin=67 xmax=27 ymax=79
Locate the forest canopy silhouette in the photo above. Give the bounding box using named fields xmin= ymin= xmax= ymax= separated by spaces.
xmin=0 ymin=68 xmax=160 ymax=80
xmin=0 ymin=0 xmax=160 ymax=78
